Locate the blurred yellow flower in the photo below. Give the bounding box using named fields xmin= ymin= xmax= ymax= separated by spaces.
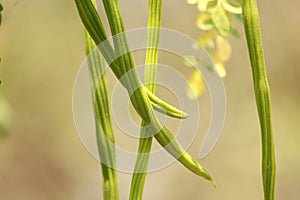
xmin=197 ymin=0 xmax=209 ymax=12
xmin=187 ymin=0 xmax=199 ymax=5
xmin=222 ymin=1 xmax=242 ymax=14
xmin=185 ymin=0 xmax=241 ymax=98
xmin=198 ymin=32 xmax=214 ymax=51
xmin=187 ymin=70 xmax=206 ymax=99
xmin=197 ymin=14 xmax=213 ymax=30
xmin=213 ymin=54 xmax=227 ymax=78
xmin=215 ymin=35 xmax=231 ymax=62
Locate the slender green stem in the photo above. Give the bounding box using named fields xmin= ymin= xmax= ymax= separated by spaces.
xmin=129 ymin=0 xmax=162 ymax=199
xmin=74 ymin=0 xmax=185 ymax=115
xmin=75 ymin=0 xmax=215 ymax=186
xmin=100 ymin=0 xmax=216 ymax=185
xmin=83 ymin=1 xmax=119 ymax=199
xmin=242 ymin=1 xmax=276 ymax=199
xmin=85 ymin=32 xmax=119 ymax=199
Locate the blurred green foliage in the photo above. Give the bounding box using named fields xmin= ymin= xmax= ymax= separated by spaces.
xmin=0 ymin=3 xmax=3 ymax=26
xmin=0 ymin=3 xmax=13 ymax=135
xmin=0 ymin=94 xmax=13 ymax=134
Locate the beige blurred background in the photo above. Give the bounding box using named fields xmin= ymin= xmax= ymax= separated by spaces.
xmin=0 ymin=0 xmax=299 ymax=199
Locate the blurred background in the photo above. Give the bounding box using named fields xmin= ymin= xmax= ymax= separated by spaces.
xmin=0 ymin=0 xmax=299 ymax=199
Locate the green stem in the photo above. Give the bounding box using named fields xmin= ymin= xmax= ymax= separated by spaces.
xmin=75 ymin=0 xmax=215 ymax=186
xmin=74 ymin=0 xmax=185 ymax=116
xmin=242 ymin=1 xmax=276 ymax=199
xmin=129 ymin=0 xmax=162 ymax=199
xmin=85 ymin=32 xmax=119 ymax=200
xmin=83 ymin=1 xmax=119 ymax=199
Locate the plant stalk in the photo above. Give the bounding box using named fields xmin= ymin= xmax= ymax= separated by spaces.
xmin=242 ymin=0 xmax=276 ymax=199
xmin=84 ymin=1 xmax=119 ymax=199
xmin=129 ymin=0 xmax=162 ymax=199
xmin=75 ymin=0 xmax=215 ymax=186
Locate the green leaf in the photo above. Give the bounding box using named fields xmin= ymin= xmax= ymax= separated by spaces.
xmin=151 ymin=102 xmax=189 ymax=119
xmin=211 ymin=6 xmax=231 ymax=38
xmin=146 ymin=88 xmax=189 ymax=119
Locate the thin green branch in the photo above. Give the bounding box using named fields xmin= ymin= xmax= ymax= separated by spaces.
xmin=75 ymin=0 xmax=215 ymax=187
xmin=83 ymin=1 xmax=119 ymax=199
xmin=130 ymin=0 xmax=162 ymax=199
xmin=85 ymin=31 xmax=119 ymax=199
xmin=75 ymin=0 xmax=122 ymax=79
xmin=74 ymin=0 xmax=186 ymax=116
xmin=242 ymin=1 xmax=276 ymax=199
